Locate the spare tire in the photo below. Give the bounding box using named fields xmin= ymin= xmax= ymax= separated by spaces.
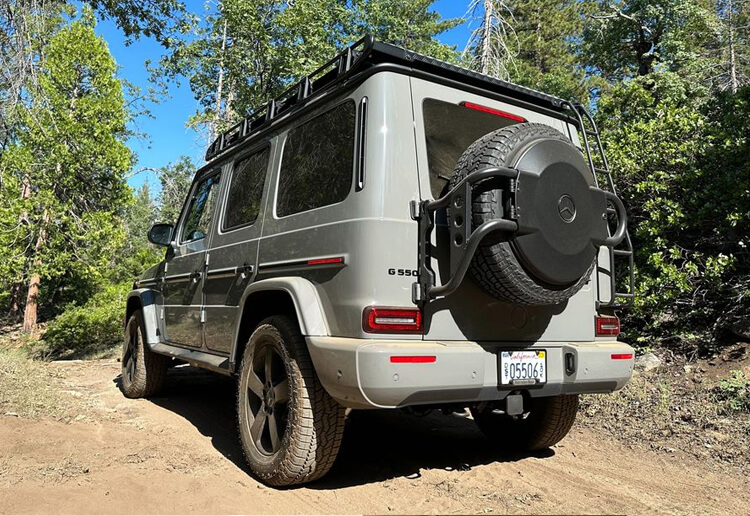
xmin=448 ymin=123 xmax=598 ymax=305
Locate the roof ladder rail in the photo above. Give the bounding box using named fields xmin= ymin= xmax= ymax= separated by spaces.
xmin=297 ymin=77 xmax=311 ymax=101
xmin=561 ymin=100 xmax=635 ymax=309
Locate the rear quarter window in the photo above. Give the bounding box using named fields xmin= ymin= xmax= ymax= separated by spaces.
xmin=276 ymin=100 xmax=356 ymax=217
xmin=423 ymin=99 xmax=518 ymax=198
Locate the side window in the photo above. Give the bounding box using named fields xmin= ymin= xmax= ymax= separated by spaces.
xmin=223 ymin=147 xmax=270 ymax=231
xmin=180 ymin=174 xmax=221 ymax=244
xmin=277 ymin=100 xmax=356 ymax=217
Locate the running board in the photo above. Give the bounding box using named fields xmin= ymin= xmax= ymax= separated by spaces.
xmin=150 ymin=342 xmax=232 ymax=376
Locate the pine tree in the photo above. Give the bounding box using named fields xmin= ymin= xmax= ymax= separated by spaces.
xmin=0 ymin=11 xmax=132 ymax=330
xmin=463 ymin=0 xmax=589 ymax=100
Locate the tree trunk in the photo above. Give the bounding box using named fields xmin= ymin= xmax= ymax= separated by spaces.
xmin=22 ymin=210 xmax=49 ymax=333
xmin=22 ymin=273 xmax=40 ymax=333
xmin=213 ymin=19 xmax=228 ymax=141
xmin=728 ymin=0 xmax=739 ymax=93
xmin=481 ymin=0 xmax=493 ymax=75
xmin=10 ymin=175 xmax=32 ymax=318
xmin=9 ymin=281 xmax=23 ymax=317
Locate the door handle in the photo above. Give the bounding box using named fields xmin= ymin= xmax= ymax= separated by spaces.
xmin=190 ymin=270 xmax=203 ymax=282
xmin=238 ymin=264 xmax=254 ymax=279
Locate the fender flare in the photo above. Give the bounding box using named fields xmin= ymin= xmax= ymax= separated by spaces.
xmin=230 ymin=277 xmax=331 ymax=366
xmin=237 ymin=277 xmax=331 ymax=336
xmin=125 ymin=289 xmax=160 ymax=346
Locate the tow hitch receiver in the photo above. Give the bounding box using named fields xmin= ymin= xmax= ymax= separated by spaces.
xmin=506 ymin=393 xmax=524 ymax=416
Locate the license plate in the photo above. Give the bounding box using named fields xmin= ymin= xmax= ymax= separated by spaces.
xmin=499 ymin=350 xmax=547 ymax=386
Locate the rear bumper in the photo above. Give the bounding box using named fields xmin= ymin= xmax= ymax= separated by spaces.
xmin=306 ymin=337 xmax=634 ymax=409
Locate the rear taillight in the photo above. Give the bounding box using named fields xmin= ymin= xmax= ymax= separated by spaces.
xmin=390 ymin=355 xmax=436 ymax=364
xmin=363 ymin=307 xmax=423 ymax=334
xmin=596 ymin=315 xmax=621 ymax=336
xmin=460 ymin=101 xmax=527 ymax=122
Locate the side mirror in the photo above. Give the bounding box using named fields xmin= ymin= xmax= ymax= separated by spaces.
xmin=148 ymin=223 xmax=174 ymax=247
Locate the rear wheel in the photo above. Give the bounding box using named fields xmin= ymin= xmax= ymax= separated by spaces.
xmin=120 ymin=310 xmax=169 ymax=398
xmin=471 ymin=394 xmax=579 ymax=450
xmin=237 ymin=316 xmax=346 ymax=486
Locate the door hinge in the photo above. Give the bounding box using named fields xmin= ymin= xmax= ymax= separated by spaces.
xmin=200 ymin=310 xmax=206 ymax=324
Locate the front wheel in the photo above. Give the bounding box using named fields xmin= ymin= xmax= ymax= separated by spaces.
xmin=471 ymin=394 xmax=579 ymax=450
xmin=120 ymin=310 xmax=169 ymax=398
xmin=237 ymin=316 xmax=346 ymax=486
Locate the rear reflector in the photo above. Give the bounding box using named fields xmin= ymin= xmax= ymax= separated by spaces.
xmin=596 ymin=315 xmax=621 ymax=336
xmin=307 ymin=257 xmax=344 ymax=266
xmin=460 ymin=101 xmax=527 ymax=122
xmin=390 ymin=355 xmax=436 ymax=364
xmin=363 ymin=307 xmax=423 ymax=334
xmin=611 ymin=353 xmax=633 ymax=360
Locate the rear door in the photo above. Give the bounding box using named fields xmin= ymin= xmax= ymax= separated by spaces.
xmin=202 ymin=144 xmax=273 ymax=354
xmin=410 ymin=78 xmax=596 ymax=342
xmin=162 ymin=171 xmax=221 ymax=348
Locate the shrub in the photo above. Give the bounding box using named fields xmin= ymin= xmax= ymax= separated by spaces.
xmin=41 ymin=283 xmax=129 ymax=359
xmin=714 ymin=370 xmax=750 ymax=414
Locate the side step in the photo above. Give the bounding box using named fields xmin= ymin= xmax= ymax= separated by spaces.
xmin=150 ymin=342 xmax=232 ymax=376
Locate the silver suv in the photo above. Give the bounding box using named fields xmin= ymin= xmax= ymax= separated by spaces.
xmin=121 ymin=36 xmax=635 ymax=486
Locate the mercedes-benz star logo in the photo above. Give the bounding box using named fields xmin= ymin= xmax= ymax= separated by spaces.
xmin=557 ymin=194 xmax=577 ymax=223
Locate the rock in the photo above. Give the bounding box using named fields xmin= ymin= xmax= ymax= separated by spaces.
xmin=635 ymin=352 xmax=662 ymax=372
xmin=730 ymin=320 xmax=750 ymax=341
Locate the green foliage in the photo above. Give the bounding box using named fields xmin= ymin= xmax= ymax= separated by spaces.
xmin=715 ymin=370 xmax=750 ymax=413
xmin=41 ymin=283 xmax=129 ymax=359
xmin=598 ymin=73 xmax=750 ymax=350
xmin=583 ymin=0 xmax=715 ymax=82
xmin=156 ymin=155 xmax=196 ymax=224
xmin=85 ymin=0 xmax=194 ymax=46
xmin=0 ymin=10 xmax=133 ymax=325
xmin=508 ymin=0 xmax=591 ymax=100
xmin=158 ymin=0 xmax=460 ymax=136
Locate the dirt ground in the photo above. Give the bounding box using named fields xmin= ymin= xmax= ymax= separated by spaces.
xmin=1 ymin=360 xmax=749 ymax=515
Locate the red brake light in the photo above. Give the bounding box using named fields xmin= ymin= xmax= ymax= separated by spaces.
xmin=363 ymin=307 xmax=423 ymax=334
xmin=460 ymin=101 xmax=527 ymax=122
xmin=307 ymin=257 xmax=344 ymax=266
xmin=596 ymin=316 xmax=621 ymax=336
xmin=390 ymin=355 xmax=436 ymax=364
xmin=611 ymin=353 xmax=633 ymax=360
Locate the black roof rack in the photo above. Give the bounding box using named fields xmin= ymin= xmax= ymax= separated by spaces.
xmin=205 ymin=35 xmax=569 ymax=162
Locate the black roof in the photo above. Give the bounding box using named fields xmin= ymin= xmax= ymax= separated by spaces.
xmin=205 ymin=35 xmax=573 ymax=162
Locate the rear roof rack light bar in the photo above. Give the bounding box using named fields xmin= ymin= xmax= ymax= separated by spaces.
xmin=204 ymin=35 xmax=572 ymax=162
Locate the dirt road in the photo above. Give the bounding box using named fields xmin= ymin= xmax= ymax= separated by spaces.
xmin=0 ymin=359 xmax=748 ymax=515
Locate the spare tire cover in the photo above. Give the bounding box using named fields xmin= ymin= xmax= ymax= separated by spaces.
xmin=448 ymin=122 xmax=598 ymax=306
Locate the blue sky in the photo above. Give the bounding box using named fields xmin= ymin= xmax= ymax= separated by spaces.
xmin=104 ymin=1 xmax=473 ymax=191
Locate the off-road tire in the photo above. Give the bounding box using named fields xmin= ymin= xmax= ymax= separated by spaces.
xmin=471 ymin=394 xmax=579 ymax=450
xmin=449 ymin=123 xmax=595 ymax=305
xmin=237 ymin=316 xmax=346 ymax=486
xmin=120 ymin=310 xmax=169 ymax=398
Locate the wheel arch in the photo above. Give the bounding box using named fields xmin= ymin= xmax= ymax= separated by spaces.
xmin=125 ymin=289 xmax=160 ymax=346
xmin=230 ymin=278 xmax=330 ymax=372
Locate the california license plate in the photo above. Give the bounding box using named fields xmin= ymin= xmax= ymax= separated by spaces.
xmin=499 ymin=350 xmax=547 ymax=386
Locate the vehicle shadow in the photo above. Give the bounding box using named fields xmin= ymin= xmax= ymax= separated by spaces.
xmin=122 ymin=366 xmax=554 ymax=489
